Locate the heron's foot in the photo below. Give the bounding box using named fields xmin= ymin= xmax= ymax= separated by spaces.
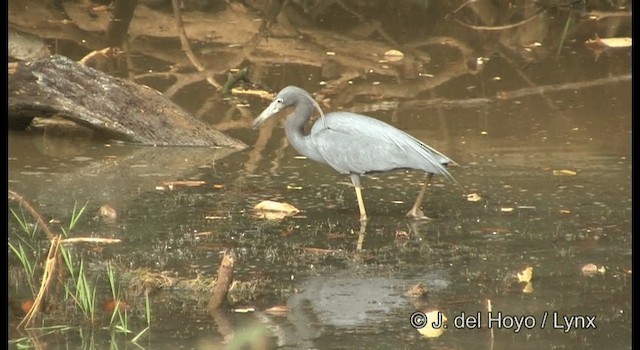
xmin=406 ymin=208 xmax=432 ymax=221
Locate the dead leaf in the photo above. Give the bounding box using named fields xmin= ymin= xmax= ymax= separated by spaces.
xmin=553 ymin=169 xmax=577 ymax=176
xmin=264 ymin=305 xmax=289 ymax=316
xmin=232 ymin=307 xmax=256 ymax=313
xmin=517 ymin=266 xmax=534 ymax=283
xmin=500 ymin=207 xmax=514 ymax=213
xmin=466 ymin=193 xmax=482 ymax=202
xmin=417 ymin=310 xmax=447 ymax=338
xmin=585 ymin=35 xmax=632 ymax=50
xmin=252 ymin=200 xmax=300 ymax=220
xmin=522 ymin=282 xmax=534 ymax=294
xmin=384 ymin=49 xmax=405 ymax=62
xmin=395 ymin=230 xmax=410 ymax=241
xmin=98 ymin=204 xmax=117 ymax=222
xmin=517 ymin=206 xmax=536 ymax=210
xmin=406 ymin=283 xmax=429 ymax=298
xmin=92 ymin=5 xmax=111 ymax=12
xmin=162 ymin=180 xmax=206 ymax=187
xmin=104 ymin=299 xmax=130 ymax=313
xmin=205 ymin=215 xmax=228 ymax=220
xmin=581 ymin=263 xmax=606 ymax=276
xmin=20 ymin=299 xmax=34 ymax=314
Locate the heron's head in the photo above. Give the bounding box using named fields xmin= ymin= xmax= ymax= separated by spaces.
xmin=251 ymin=86 xmax=304 ymax=129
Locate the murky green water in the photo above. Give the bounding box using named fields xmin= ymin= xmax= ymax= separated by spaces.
xmin=9 ymin=1 xmax=630 ymax=349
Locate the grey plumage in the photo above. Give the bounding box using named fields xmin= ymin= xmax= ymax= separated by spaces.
xmin=252 ymin=85 xmax=457 ymax=221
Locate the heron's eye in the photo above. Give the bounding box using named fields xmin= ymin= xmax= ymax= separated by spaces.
xmin=276 ymin=98 xmax=284 ymax=104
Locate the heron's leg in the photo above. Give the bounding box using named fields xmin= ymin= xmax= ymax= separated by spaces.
xmin=350 ymin=173 xmax=368 ymax=222
xmin=406 ymin=172 xmax=434 ymax=220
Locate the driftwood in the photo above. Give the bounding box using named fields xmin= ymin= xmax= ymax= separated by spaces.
xmin=8 ymin=55 xmax=247 ymax=148
xmin=208 ymin=251 xmax=235 ymax=311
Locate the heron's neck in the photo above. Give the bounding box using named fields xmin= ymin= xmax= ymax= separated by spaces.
xmin=284 ymin=99 xmax=314 ymax=143
xmin=283 ymin=98 xmax=326 ymax=162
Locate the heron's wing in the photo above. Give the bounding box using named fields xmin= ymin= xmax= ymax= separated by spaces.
xmin=309 ymin=112 xmax=454 ymax=180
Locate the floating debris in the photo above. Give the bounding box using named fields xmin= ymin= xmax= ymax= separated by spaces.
xmin=466 ymin=193 xmax=482 ymax=202
xmin=553 ymin=169 xmax=577 ymax=176
xmin=384 ymin=49 xmax=404 ymax=62
xmin=585 ymin=35 xmax=632 ymax=50
xmin=517 ymin=266 xmax=534 ymax=283
xmin=416 ymin=310 xmax=447 ymax=338
xmin=97 ymin=204 xmax=117 ymax=222
xmin=253 ymin=200 xmax=300 ymax=220
xmin=406 ymin=283 xmax=429 ymax=298
xmin=581 ymin=263 xmax=606 ymax=276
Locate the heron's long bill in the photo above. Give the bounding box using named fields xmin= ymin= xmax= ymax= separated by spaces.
xmin=252 ymin=100 xmax=285 ymax=129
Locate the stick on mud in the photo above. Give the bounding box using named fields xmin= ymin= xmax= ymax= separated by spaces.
xmin=208 ymin=250 xmax=235 ymax=311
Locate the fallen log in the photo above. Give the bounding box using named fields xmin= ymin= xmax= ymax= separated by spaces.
xmin=8 ymin=55 xmax=247 ymax=148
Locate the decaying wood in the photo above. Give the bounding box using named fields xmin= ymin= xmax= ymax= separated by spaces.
xmin=8 ymin=55 xmax=247 ymax=148
xmin=208 ymin=251 xmax=235 ymax=311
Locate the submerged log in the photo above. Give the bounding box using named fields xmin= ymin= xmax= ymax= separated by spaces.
xmin=8 ymin=55 xmax=247 ymax=148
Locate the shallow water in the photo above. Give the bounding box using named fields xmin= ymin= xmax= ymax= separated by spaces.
xmin=9 ymin=1 xmax=631 ymax=349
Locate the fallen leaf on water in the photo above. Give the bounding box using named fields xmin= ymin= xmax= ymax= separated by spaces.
xmin=104 ymin=299 xmax=130 ymax=313
xmin=406 ymin=283 xmax=429 ymax=298
xmin=517 ymin=205 xmax=536 ymax=210
xmin=98 ymin=204 xmax=117 ymax=222
xmin=417 ymin=310 xmax=447 ymax=338
xmin=522 ymin=282 xmax=534 ymax=294
xmin=559 ymin=208 xmax=572 ymax=214
xmin=585 ymin=35 xmax=632 ymax=49
xmin=264 ymin=305 xmax=289 ymax=316
xmin=517 ymin=266 xmax=534 ymax=283
xmin=205 ymin=215 xmax=228 ymax=220
xmin=232 ymin=307 xmax=256 ymax=313
xmin=395 ymin=230 xmax=410 ymax=241
xmin=384 ymin=49 xmax=405 ymax=62
xmin=252 ymin=200 xmax=300 ymax=220
xmin=194 ymin=231 xmax=215 ymax=237
xmin=21 ymin=299 xmax=34 ymax=314
xmin=553 ymin=169 xmax=577 ymax=176
xmin=287 ymin=184 xmax=303 ymax=190
xmin=162 ymin=180 xmax=206 ymax=187
xmin=466 ymin=193 xmax=482 ymax=202
xmin=582 ymin=263 xmax=606 ymax=276
xmin=500 ymin=207 xmax=514 ymax=213
xmin=92 ymin=5 xmax=110 ymax=12
xmin=213 ymin=184 xmax=225 ymax=189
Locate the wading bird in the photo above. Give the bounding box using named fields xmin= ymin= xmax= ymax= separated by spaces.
xmin=252 ymin=86 xmax=457 ymax=222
